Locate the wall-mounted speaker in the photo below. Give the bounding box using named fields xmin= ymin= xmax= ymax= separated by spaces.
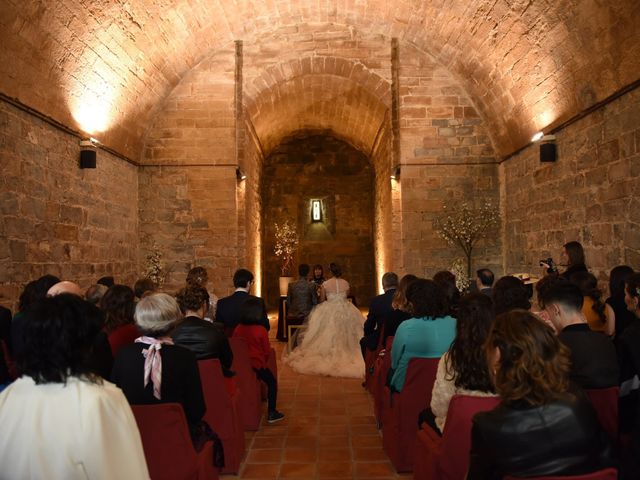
xmin=540 ymin=142 xmax=556 ymax=162
xmin=80 ymin=150 xmax=97 ymax=169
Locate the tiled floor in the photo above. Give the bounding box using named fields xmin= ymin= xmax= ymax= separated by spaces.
xmin=222 ymin=316 xmax=411 ymax=480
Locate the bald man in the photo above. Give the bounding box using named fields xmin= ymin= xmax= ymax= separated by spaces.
xmin=47 ymin=281 xmax=84 ymax=298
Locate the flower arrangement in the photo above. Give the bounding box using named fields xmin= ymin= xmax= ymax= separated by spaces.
xmin=144 ymin=241 xmax=168 ymax=287
xmin=433 ymin=201 xmax=500 ymax=285
xmin=450 ymin=258 xmax=471 ymax=292
xmin=274 ymin=219 xmax=298 ymax=276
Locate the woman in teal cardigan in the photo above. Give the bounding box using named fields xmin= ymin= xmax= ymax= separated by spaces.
xmin=390 ymin=278 xmax=457 ymax=392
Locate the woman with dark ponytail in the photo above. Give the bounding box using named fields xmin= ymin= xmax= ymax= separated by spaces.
xmin=570 ymin=271 xmax=615 ymax=336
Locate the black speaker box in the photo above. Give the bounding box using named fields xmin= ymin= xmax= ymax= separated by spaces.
xmin=80 ymin=150 xmax=97 ymax=169
xmin=540 ymin=142 xmax=556 ymax=162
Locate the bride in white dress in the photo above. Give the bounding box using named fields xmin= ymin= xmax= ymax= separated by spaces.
xmin=284 ymin=263 xmax=365 ymax=378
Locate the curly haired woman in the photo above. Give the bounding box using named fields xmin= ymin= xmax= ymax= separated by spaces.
xmin=468 ymin=310 xmax=612 ymax=479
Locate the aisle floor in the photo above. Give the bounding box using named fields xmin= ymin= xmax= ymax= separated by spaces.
xmin=222 ymin=315 xmax=410 ymax=480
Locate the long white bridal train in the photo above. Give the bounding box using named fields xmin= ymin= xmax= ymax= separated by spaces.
xmin=283 ymin=293 xmax=365 ymax=379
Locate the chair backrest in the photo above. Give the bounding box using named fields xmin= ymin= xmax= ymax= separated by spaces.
xmin=228 ymin=336 xmax=262 ymax=429
xmin=438 ymin=394 xmax=501 ymax=480
xmin=131 ymin=403 xmax=199 ymax=480
xmin=198 ymin=359 xmax=234 ymax=430
xmin=503 ymin=467 xmax=618 ymax=480
xmin=585 ymin=387 xmax=619 ymax=442
xmin=401 ymin=357 xmax=440 ymax=407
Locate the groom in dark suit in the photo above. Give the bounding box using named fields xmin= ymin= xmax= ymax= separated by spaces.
xmin=216 ymin=268 xmax=270 ymax=335
xmin=360 ymin=272 xmax=398 ymax=358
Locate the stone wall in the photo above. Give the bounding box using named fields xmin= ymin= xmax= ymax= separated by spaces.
xmin=502 ymin=88 xmax=640 ymax=282
xmin=262 ymin=134 xmax=375 ymax=308
xmin=138 ymin=165 xmax=239 ymax=298
xmin=0 ymin=100 xmax=138 ymax=310
xmin=394 ymin=43 xmax=502 ymax=279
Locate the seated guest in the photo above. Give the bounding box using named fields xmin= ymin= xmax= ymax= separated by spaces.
xmin=607 ymin=265 xmax=635 ymax=340
xmin=570 ymin=271 xmax=615 ymax=336
xmin=433 ymin=270 xmax=460 ymax=316
xmin=492 ymin=275 xmax=531 ymax=316
xmin=216 ymin=268 xmax=269 ymax=334
xmin=48 ymin=280 xmax=113 ymax=379
xmin=85 ymin=283 xmax=108 ymax=306
xmin=389 ymin=279 xmax=456 ymax=393
xmin=186 ymin=266 xmax=218 ymax=322
xmin=617 ymin=273 xmax=640 ymax=474
xmin=112 ymin=293 xmax=206 ymax=439
xmin=382 ymin=274 xmax=417 ymax=345
xmin=540 ymin=279 xmax=618 ymax=389
xmin=0 ymin=294 xmax=149 ymax=478
xmin=172 ymin=285 xmax=234 ymax=377
xmin=133 ymin=277 xmax=157 ymax=300
xmin=360 ymin=272 xmax=397 ymax=358
xmin=468 ymin=310 xmax=612 ymax=480
xmin=425 ymin=293 xmax=496 ymax=434
xmin=101 ymin=285 xmax=140 ymax=356
xmin=476 ymin=268 xmax=494 ymax=296
xmin=233 ymin=297 xmax=285 ymax=423
xmin=287 ymin=263 xmax=318 ymax=324
xmin=47 ymin=280 xmax=84 ymax=297
xmin=11 ymin=274 xmax=60 ymax=355
xmin=97 ymin=276 xmax=115 ymax=288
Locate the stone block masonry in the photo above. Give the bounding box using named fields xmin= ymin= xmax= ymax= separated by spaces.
xmin=0 ymin=100 xmax=138 ymax=310
xmin=502 ymin=88 xmax=640 ymax=283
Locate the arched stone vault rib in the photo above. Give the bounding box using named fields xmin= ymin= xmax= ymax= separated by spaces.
xmin=247 ymin=73 xmax=389 ymax=161
xmin=0 ymin=1 xmax=638 ymax=160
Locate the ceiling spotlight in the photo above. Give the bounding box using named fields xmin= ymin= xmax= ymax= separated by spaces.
xmin=390 ymin=165 xmax=401 ymax=180
xmin=236 ymin=167 xmax=247 ymax=181
xmin=531 ymin=131 xmax=544 ymax=142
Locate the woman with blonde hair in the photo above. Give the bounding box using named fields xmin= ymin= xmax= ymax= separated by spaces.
xmin=382 ymin=274 xmax=418 ymax=345
xmin=467 ymin=310 xmax=612 ymax=479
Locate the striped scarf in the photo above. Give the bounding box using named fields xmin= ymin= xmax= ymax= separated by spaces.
xmin=135 ymin=336 xmax=174 ymax=400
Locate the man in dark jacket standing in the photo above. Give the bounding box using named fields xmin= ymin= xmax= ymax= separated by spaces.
xmin=360 ymin=272 xmax=397 ymax=358
xmin=216 ymin=269 xmax=269 ymax=335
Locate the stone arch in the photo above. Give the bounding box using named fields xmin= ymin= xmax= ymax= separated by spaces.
xmin=2 ymin=2 xmax=637 ymax=160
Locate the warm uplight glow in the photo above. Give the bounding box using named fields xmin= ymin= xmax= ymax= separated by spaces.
xmin=531 ymin=131 xmax=544 ymax=142
xmin=69 ymin=87 xmax=115 ymax=134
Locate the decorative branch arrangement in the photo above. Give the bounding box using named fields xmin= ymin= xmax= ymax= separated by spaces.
xmin=433 ymin=201 xmax=500 ymax=284
xmin=274 ymin=219 xmax=298 ymax=277
xmin=144 ymin=241 xmax=169 ymax=287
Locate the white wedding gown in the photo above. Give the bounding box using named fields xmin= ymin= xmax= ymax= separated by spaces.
xmin=284 ymin=278 xmax=365 ymax=378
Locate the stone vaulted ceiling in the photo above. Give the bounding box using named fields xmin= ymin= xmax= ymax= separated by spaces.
xmin=1 ymin=0 xmax=638 ymax=161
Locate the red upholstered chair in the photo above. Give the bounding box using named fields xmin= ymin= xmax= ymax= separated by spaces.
xmin=382 ymin=357 xmax=440 ymax=472
xmin=198 ymin=359 xmax=245 ymax=474
xmin=364 ymin=325 xmax=385 ymax=393
xmin=131 ymin=403 xmax=219 ymax=480
xmin=585 ymin=387 xmax=619 ymax=444
xmin=229 ymin=337 xmax=263 ymax=430
xmin=503 ymin=468 xmax=618 ymax=480
xmin=0 ymin=340 xmax=17 ymax=380
xmin=413 ymin=394 xmax=501 ymax=480
xmin=261 ymin=347 xmax=278 ymax=401
xmin=372 ymin=336 xmax=394 ymax=427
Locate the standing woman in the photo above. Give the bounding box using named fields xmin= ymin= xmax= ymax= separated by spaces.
xmin=468 ymin=310 xmax=611 ymax=479
xmin=311 ymin=264 xmax=325 ymax=302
